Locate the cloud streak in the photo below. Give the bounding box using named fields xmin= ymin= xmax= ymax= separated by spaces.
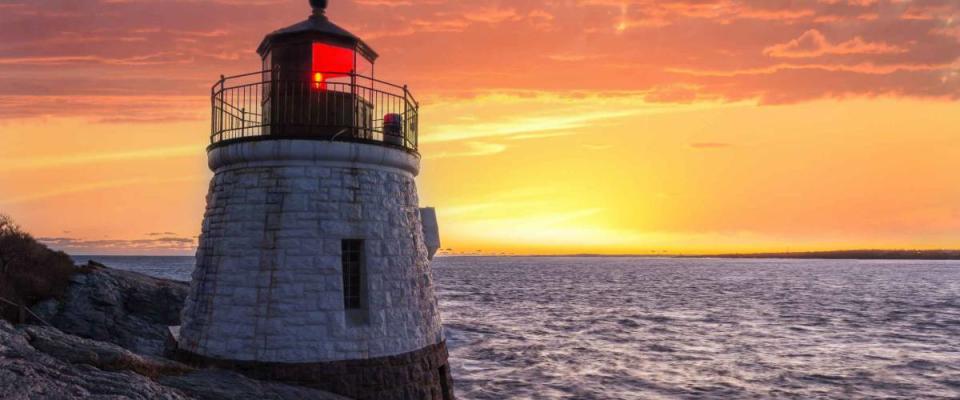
xmin=425 ymin=142 xmax=508 ymax=159
xmin=0 ymin=145 xmax=199 ymax=171
xmin=690 ymin=142 xmax=733 ymax=149
xmin=0 ymin=175 xmax=206 ymax=205
xmin=38 ymin=235 xmax=197 ymax=254
xmin=764 ymin=29 xmax=907 ymax=58
xmin=421 ymin=92 xmax=746 ymax=144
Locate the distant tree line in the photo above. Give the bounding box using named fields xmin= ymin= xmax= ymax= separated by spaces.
xmin=0 ymin=214 xmax=76 ymax=323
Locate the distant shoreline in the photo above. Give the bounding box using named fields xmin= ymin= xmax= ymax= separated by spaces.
xmin=443 ymin=250 xmax=960 ymax=260
xmin=73 ymin=250 xmax=960 ymax=261
xmin=680 ymin=250 xmax=960 ymax=260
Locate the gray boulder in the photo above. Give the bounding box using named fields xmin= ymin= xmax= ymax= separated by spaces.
xmin=0 ymin=320 xmax=190 ymax=400
xmin=22 ymin=325 xmax=194 ymax=378
xmin=1 ymin=320 xmax=350 ymax=399
xmin=33 ymin=264 xmax=189 ymax=356
xmin=4 ymin=261 xmax=351 ymax=400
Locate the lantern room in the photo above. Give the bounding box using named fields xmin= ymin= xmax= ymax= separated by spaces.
xmin=208 ymin=0 xmax=418 ymax=151
xmin=256 ymin=0 xmax=377 ymax=89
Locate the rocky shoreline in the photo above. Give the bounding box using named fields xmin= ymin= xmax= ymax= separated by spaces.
xmin=0 ymin=262 xmax=347 ymax=400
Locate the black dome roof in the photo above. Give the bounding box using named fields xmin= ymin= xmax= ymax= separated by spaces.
xmin=256 ymin=2 xmax=377 ymax=61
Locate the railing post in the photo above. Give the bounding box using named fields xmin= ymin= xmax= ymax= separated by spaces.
xmin=210 ymin=79 xmax=217 ymax=144
xmin=240 ymin=107 xmax=247 ymax=132
xmin=351 ymin=69 xmax=358 ymax=138
xmin=212 ymin=74 xmax=225 ymax=143
xmin=403 ymin=85 xmax=410 ymax=149
xmin=219 ymin=75 xmax=226 ymax=141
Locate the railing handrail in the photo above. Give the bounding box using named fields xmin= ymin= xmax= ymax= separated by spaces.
xmin=210 ymin=70 xmax=419 ymax=153
xmin=217 ymin=80 xmax=407 ymax=105
xmin=218 ymin=69 xmax=411 ymax=93
xmin=0 ymin=295 xmax=53 ymax=327
xmin=214 ymin=70 xmax=415 ymax=107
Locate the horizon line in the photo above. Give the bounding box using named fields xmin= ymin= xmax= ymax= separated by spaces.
xmin=69 ymin=249 xmax=960 ymax=261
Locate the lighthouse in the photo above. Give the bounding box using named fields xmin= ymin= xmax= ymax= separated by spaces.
xmin=176 ymin=1 xmax=453 ymax=399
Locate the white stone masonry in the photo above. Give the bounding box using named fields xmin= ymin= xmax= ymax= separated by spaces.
xmin=179 ymin=140 xmax=445 ymax=363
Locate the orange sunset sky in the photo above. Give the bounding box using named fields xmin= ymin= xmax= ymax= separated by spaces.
xmin=0 ymin=0 xmax=958 ymax=256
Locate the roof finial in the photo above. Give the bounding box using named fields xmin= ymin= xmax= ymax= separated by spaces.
xmin=310 ymin=0 xmax=327 ymax=16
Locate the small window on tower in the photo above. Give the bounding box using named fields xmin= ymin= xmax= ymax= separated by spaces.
xmin=341 ymin=239 xmax=365 ymax=311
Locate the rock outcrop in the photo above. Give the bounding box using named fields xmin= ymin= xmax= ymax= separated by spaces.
xmin=21 ymin=324 xmax=193 ymax=378
xmin=32 ymin=263 xmax=189 ymax=357
xmin=0 ymin=319 xmax=190 ymax=400
xmin=0 ymin=320 xmax=347 ymax=400
xmin=1 ymin=263 xmax=350 ymax=400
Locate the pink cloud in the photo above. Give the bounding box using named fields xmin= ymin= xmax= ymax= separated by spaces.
xmin=463 ymin=7 xmax=522 ymax=24
xmin=764 ymin=29 xmax=907 ymax=58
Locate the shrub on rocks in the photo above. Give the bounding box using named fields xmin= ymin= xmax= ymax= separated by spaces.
xmin=0 ymin=214 xmax=76 ymax=323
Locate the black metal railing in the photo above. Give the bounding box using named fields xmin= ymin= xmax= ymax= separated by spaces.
xmin=211 ymin=70 xmax=419 ymax=152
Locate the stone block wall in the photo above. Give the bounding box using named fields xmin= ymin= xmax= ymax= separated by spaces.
xmin=179 ymin=141 xmax=445 ymax=364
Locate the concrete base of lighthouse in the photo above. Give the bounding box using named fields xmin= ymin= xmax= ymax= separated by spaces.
xmin=177 ymin=139 xmax=453 ymax=399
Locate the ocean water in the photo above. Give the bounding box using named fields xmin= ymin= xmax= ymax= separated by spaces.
xmin=74 ymin=255 xmax=195 ymax=282
xmin=78 ymin=256 xmax=960 ymax=399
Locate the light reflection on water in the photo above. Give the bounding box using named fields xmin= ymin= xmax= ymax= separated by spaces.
xmin=73 ymin=255 xmax=195 ymax=282
xmin=81 ymin=255 xmax=960 ymax=399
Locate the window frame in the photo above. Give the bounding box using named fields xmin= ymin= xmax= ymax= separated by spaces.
xmin=341 ymin=239 xmax=368 ymax=325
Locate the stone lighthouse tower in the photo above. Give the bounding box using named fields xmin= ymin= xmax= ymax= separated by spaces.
xmin=177 ymin=1 xmax=453 ymax=398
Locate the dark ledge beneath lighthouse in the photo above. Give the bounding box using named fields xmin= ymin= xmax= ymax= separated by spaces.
xmin=175 ymin=341 xmax=455 ymax=400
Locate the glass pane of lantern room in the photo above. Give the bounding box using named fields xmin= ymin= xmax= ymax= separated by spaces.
xmin=262 ymin=50 xmax=271 ymax=73
xmin=312 ymin=42 xmax=354 ymax=92
xmin=355 ymin=55 xmax=373 ymax=89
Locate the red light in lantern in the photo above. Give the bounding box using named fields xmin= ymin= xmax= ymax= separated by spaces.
xmin=312 ymin=42 xmax=353 ymax=91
